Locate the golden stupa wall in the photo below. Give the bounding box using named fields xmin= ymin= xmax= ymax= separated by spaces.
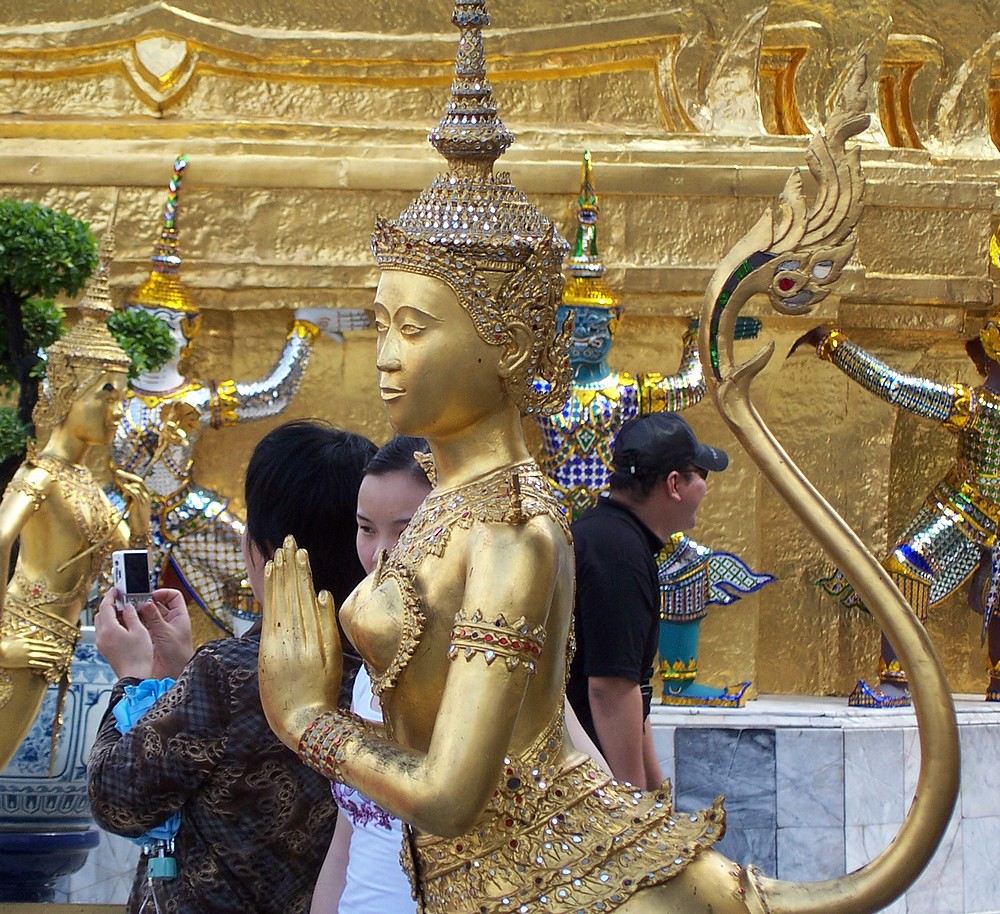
xmin=1 ymin=0 xmax=998 ymax=694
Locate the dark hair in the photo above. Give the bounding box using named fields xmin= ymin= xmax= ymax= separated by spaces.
xmin=245 ymin=420 xmax=376 ymax=607
xmin=364 ymin=435 xmax=430 ymax=483
xmin=607 ymin=468 xmax=663 ymax=499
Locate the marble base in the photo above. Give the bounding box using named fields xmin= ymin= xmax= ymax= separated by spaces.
xmin=650 ymin=694 xmax=1000 ymax=914
xmin=53 ymin=694 xmax=999 ymax=910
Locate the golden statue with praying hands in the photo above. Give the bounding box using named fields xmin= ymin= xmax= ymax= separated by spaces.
xmin=258 ymin=4 xmax=959 ymax=913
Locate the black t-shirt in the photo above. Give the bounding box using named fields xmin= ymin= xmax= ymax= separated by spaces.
xmin=566 ymin=494 xmax=664 ymax=751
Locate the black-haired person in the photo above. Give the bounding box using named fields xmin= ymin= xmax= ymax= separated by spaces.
xmin=313 ymin=436 xmax=611 ymax=914
xmin=566 ymin=412 xmax=728 ymax=789
xmin=88 ymin=420 xmax=376 ymax=914
xmin=312 ymin=434 xmax=431 ymax=914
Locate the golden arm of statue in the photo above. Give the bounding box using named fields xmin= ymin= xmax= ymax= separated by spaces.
xmin=260 ymin=519 xmax=563 ymax=838
xmin=110 ymin=467 xmax=152 ymax=547
xmin=0 ymin=470 xmax=66 ymax=671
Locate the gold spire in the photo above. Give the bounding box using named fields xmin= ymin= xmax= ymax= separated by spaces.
xmin=126 ymin=155 xmax=198 ymax=315
xmin=77 ymin=227 xmax=115 ymax=320
xmin=33 ymin=222 xmax=130 ymax=429
xmin=562 ymin=151 xmax=619 ymax=309
xmin=371 ymin=0 xmax=570 ymax=416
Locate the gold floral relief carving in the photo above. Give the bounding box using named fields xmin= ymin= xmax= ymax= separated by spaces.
xmin=0 ymin=5 xmax=772 ymax=132
xmin=0 ymin=32 xmax=695 ymax=130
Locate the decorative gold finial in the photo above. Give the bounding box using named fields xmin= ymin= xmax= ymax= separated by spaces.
xmin=126 ymin=155 xmax=198 ymax=315
xmin=371 ymin=0 xmax=570 ymax=416
xmin=427 ymin=0 xmax=513 ymax=175
xmin=562 ymin=151 xmax=618 ymax=309
xmin=76 ymin=219 xmax=116 ymax=321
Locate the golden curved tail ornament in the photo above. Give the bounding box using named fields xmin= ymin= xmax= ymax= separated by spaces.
xmin=698 ymin=57 xmax=960 ymax=914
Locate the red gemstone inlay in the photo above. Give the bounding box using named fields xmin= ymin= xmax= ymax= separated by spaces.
xmin=777 ymin=277 xmax=796 ymax=292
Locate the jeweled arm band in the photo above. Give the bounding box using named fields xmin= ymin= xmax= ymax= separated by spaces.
xmin=447 ymin=610 xmax=545 ymax=673
xmin=298 ymin=710 xmax=377 ymax=782
xmin=290 ymin=319 xmax=321 ymax=341
xmin=128 ymin=528 xmax=153 ymax=548
xmin=816 ymin=329 xmax=842 ymax=361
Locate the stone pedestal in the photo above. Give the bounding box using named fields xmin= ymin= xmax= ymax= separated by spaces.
xmin=650 ymin=695 xmax=1000 ymax=914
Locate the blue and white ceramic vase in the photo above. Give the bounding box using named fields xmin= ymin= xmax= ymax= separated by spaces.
xmin=0 ymin=627 xmax=114 ymax=901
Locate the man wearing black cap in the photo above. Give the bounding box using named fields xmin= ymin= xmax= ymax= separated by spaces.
xmin=566 ymin=411 xmax=729 ymax=788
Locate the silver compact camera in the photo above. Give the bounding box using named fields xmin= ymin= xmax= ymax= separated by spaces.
xmin=111 ymin=549 xmax=153 ymax=609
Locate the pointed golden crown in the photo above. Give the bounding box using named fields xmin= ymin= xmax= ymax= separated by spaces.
xmin=126 ymin=155 xmax=198 ymax=315
xmin=562 ymin=151 xmax=619 ymax=310
xmin=34 ymin=223 xmax=130 ymax=429
xmin=371 ymin=1 xmax=570 ymax=415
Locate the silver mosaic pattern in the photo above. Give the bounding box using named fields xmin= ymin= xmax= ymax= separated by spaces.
xmin=823 ymin=340 xmax=1000 ymax=642
xmin=829 ymin=338 xmax=958 ymax=422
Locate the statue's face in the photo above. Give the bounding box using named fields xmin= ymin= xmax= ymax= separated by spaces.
xmin=129 ymin=305 xmax=201 ymax=364
xmin=374 ymin=270 xmax=504 ymax=438
xmin=64 ymin=370 xmax=128 ymax=446
xmin=557 ymin=305 xmax=617 ymax=365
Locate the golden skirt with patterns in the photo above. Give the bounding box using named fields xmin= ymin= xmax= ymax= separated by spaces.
xmin=403 ymin=754 xmax=725 ymax=914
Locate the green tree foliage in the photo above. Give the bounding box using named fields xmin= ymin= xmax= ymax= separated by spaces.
xmin=107 ymin=308 xmax=176 ymax=381
xmin=0 ymin=198 xmax=97 ymax=302
xmin=0 ymin=297 xmax=65 ymax=393
xmin=0 ymin=199 xmax=98 ymax=473
xmin=0 ymin=198 xmax=174 ymax=473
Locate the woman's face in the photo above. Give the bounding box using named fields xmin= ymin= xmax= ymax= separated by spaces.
xmin=63 ymin=371 xmax=128 ymax=447
xmin=373 ymin=270 xmax=505 ymax=437
xmin=355 ymin=469 xmax=432 ymax=574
